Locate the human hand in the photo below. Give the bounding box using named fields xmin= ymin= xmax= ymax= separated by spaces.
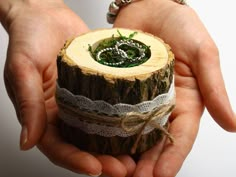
xmin=114 ymin=0 xmax=236 ymax=176
xmin=1 ymin=1 xmax=136 ymax=176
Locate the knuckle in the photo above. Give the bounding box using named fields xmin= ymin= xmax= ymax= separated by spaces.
xmin=5 ymin=53 xmax=37 ymax=80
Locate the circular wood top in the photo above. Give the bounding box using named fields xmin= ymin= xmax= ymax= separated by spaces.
xmin=61 ymin=28 xmax=174 ymax=81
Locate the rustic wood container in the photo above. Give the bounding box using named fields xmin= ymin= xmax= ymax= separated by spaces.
xmin=56 ymin=28 xmax=175 ymax=155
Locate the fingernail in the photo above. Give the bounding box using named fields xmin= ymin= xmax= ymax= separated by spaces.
xmin=20 ymin=126 xmax=28 ymax=150
xmin=88 ymin=172 xmax=102 ymax=177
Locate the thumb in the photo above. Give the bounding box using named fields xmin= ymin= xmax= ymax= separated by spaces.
xmin=192 ymin=42 xmax=236 ymax=132
xmin=4 ymin=53 xmax=47 ymax=150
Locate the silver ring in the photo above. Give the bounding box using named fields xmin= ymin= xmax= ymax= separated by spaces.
xmin=96 ymin=47 xmax=126 ymax=66
xmin=95 ymin=39 xmax=147 ymax=66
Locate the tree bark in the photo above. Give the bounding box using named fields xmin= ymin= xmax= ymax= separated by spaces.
xmin=56 ymin=28 xmax=175 ymax=155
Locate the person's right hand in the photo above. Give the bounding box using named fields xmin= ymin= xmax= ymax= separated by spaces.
xmin=1 ymin=1 xmax=135 ymax=176
xmin=114 ymin=0 xmax=236 ymax=176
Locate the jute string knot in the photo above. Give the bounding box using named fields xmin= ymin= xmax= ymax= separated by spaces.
xmin=121 ymin=103 xmax=175 ymax=154
xmin=56 ymin=80 xmax=175 ymax=154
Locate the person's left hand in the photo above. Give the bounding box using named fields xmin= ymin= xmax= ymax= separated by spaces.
xmin=113 ymin=0 xmax=236 ymax=176
xmin=2 ymin=1 xmax=134 ymax=176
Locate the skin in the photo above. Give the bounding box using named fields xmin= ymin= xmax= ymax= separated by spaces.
xmin=0 ymin=0 xmax=235 ymax=177
xmin=114 ymin=1 xmax=236 ymax=176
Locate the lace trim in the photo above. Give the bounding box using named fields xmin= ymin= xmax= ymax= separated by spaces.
xmin=56 ymin=78 xmax=175 ymax=137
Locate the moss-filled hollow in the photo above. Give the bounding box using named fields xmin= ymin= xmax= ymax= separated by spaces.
xmin=89 ymin=37 xmax=151 ymax=68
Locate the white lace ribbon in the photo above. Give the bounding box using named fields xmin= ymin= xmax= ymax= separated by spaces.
xmin=56 ymin=78 xmax=175 ymax=137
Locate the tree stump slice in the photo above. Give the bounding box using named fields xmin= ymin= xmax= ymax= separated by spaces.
xmin=56 ymin=28 xmax=175 ymax=155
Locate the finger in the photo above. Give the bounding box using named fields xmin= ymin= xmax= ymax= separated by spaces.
xmin=192 ymin=43 xmax=236 ymax=132
xmin=154 ymin=115 xmax=200 ymax=177
xmin=4 ymin=53 xmax=47 ymax=150
xmin=4 ymin=75 xmax=20 ymax=118
xmin=152 ymin=85 xmax=203 ymax=177
xmin=38 ymin=124 xmax=102 ymax=176
xmin=96 ymin=155 xmax=127 ymax=177
xmin=116 ymin=155 xmax=136 ymax=177
xmin=132 ymin=137 xmax=166 ymax=177
xmin=154 ymin=91 xmax=202 ymax=177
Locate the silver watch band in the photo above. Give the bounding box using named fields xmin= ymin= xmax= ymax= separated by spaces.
xmin=106 ymin=0 xmax=187 ymax=24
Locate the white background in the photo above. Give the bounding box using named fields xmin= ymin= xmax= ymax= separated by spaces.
xmin=0 ymin=0 xmax=236 ymax=177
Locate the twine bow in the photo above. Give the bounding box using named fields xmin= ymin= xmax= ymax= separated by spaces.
xmin=121 ymin=103 xmax=175 ymax=154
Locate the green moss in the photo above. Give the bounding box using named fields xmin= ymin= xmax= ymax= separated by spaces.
xmin=88 ymin=31 xmax=151 ymax=68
